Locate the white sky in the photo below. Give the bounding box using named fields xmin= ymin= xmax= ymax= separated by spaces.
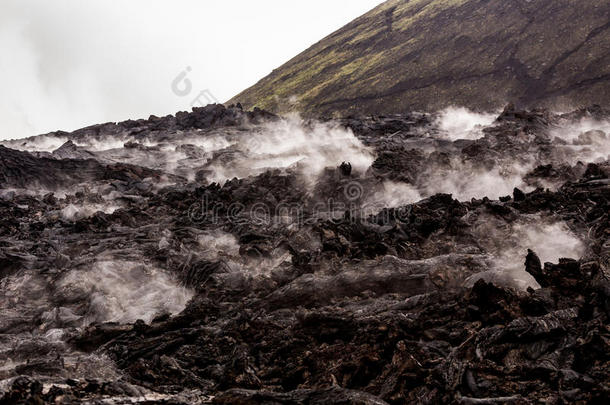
xmin=0 ymin=0 xmax=382 ymax=140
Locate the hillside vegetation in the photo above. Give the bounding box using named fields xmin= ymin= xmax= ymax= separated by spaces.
xmin=229 ymin=0 xmax=610 ymax=115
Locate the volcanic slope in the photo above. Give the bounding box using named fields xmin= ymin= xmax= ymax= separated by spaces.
xmin=229 ymin=0 xmax=610 ymax=115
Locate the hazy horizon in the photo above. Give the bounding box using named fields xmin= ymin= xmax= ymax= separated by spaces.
xmin=0 ymin=0 xmax=382 ymax=140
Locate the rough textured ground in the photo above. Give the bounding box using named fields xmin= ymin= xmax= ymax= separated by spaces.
xmin=0 ymin=104 xmax=609 ymax=404
xmin=229 ymin=0 xmax=610 ymax=116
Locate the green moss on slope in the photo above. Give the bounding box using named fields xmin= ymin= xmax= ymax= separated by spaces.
xmin=229 ymin=0 xmax=610 ymax=115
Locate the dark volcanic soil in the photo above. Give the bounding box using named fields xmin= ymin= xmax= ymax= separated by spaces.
xmin=0 ymin=104 xmax=609 ymax=404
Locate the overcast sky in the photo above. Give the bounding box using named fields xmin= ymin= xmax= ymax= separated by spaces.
xmin=0 ymin=0 xmax=382 ymax=140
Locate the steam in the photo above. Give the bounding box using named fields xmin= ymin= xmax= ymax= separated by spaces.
xmin=0 ymin=258 xmax=186 ymax=382
xmin=420 ymin=160 xmax=533 ymax=201
xmin=365 ymin=181 xmax=422 ymax=208
xmin=550 ymin=118 xmax=610 ymax=163
xmin=180 ymin=130 xmax=234 ymax=154
xmin=196 ymin=230 xmax=241 ymax=260
xmin=57 ymin=260 xmax=193 ymax=324
xmin=435 ymin=106 xmax=497 ymax=140
xmin=467 ymin=216 xmax=585 ymax=289
xmin=205 ymin=115 xmax=375 ymax=183
xmin=60 ymin=202 xmax=120 ymax=220
xmin=1 ymin=135 xmax=69 ymax=152
xmin=551 ymin=118 xmax=610 ymax=144
xmin=511 ymin=221 xmax=585 ymax=264
xmin=194 ymin=230 xmax=292 ymax=279
xmin=3 ymin=115 xmax=376 ymax=191
xmin=76 ymin=137 xmax=130 ymax=152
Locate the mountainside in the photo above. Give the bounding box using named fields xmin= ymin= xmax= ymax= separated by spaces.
xmin=229 ymin=0 xmax=610 ymax=116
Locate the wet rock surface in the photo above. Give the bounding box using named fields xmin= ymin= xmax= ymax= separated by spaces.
xmin=0 ymin=104 xmax=609 ymax=403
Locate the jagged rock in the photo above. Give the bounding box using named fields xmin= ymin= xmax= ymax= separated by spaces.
xmin=0 ymin=376 xmax=43 ymax=405
xmin=0 ymin=145 xmax=165 ymax=189
xmin=213 ymin=387 xmax=389 ymax=404
xmin=0 ymin=104 xmax=609 ymax=404
xmin=51 ymin=140 xmax=96 ymax=160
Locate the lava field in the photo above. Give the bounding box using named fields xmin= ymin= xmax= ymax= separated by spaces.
xmin=0 ymin=103 xmax=609 ymax=404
